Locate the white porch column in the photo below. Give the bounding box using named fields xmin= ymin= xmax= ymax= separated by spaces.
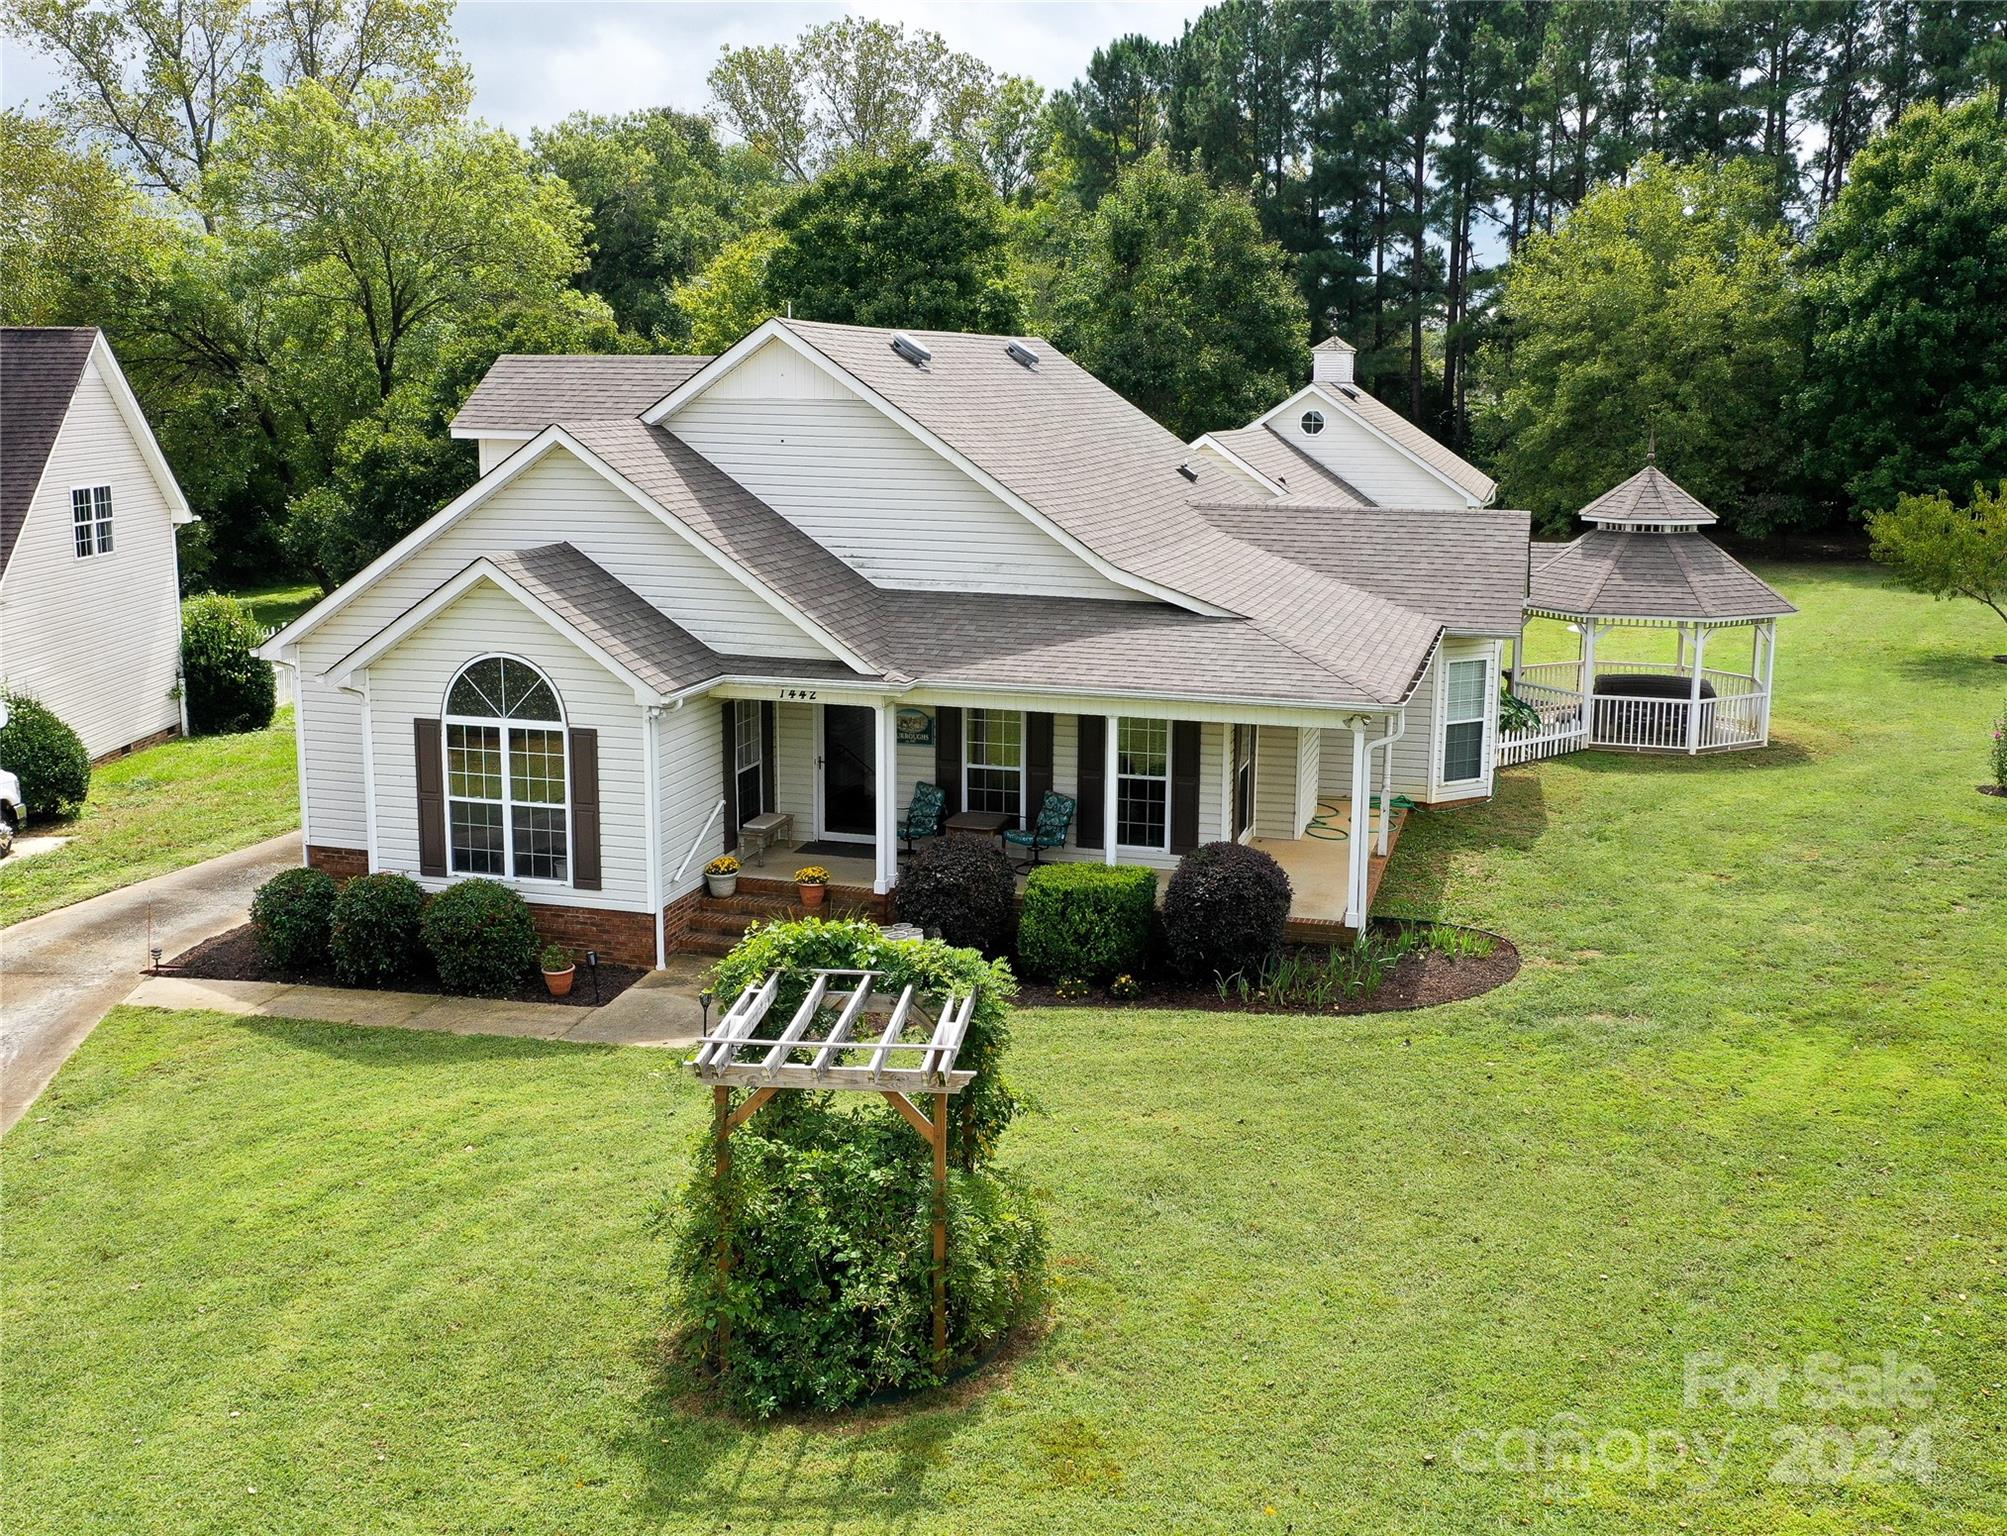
xmin=1377 ymin=713 xmax=1399 ymax=856
xmin=1685 ymin=626 xmax=1709 ymax=754
xmin=1102 ymin=714 xmax=1120 ymax=864
xmin=1344 ymin=724 xmax=1370 ymax=931
xmin=873 ymin=701 xmax=898 ymax=895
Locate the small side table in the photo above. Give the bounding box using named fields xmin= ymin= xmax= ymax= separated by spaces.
xmin=944 ymin=810 xmax=1009 ymax=850
xmin=740 ymin=810 xmax=792 ymax=866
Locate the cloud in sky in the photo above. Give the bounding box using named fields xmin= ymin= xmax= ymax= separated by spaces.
xmin=4 ymin=1 xmax=1212 ymax=139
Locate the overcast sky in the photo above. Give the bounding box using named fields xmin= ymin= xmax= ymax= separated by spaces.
xmin=3 ymin=1 xmax=1212 ymax=139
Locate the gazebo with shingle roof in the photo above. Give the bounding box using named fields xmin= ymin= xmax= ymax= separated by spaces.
xmin=1504 ymin=462 xmax=1793 ymax=759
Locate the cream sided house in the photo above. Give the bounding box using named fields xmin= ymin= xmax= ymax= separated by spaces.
xmin=261 ymin=321 xmax=1527 ymax=966
xmin=1 ymin=327 xmax=194 ymax=760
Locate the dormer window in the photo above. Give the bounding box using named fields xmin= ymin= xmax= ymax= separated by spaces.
xmin=1300 ymin=410 xmax=1325 ymax=436
xmin=71 ymin=485 xmax=113 ymax=557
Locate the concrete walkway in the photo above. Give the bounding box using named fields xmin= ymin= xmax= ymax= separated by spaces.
xmin=1 ymin=831 xmax=303 ymax=1133
xmin=121 ymin=953 xmax=709 ymax=1049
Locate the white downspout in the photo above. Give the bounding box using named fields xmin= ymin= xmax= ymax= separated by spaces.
xmin=645 ymin=704 xmax=665 ymax=970
xmin=337 ymin=678 xmax=376 ymax=873
xmin=1372 ymin=710 xmax=1407 ymax=857
xmin=284 ymin=654 xmax=309 ymax=865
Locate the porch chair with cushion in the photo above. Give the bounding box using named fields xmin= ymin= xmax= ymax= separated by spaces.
xmin=1004 ymin=791 xmax=1076 ymax=866
xmin=899 ymin=781 xmax=946 ymax=853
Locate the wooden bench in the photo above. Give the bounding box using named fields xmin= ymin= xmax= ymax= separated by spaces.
xmin=739 ymin=811 xmax=792 ymax=866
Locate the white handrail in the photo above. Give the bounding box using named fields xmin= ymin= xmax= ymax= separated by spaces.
xmin=674 ymin=797 xmax=728 ymax=885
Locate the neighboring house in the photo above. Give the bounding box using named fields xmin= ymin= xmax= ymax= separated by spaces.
xmin=262 ymin=319 xmax=1527 ymax=967
xmin=1 ymin=328 xmax=194 ymax=761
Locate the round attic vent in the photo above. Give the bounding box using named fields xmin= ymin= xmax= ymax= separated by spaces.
xmin=1301 ymin=409 xmax=1325 ymax=436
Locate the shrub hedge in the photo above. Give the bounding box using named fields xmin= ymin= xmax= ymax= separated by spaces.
xmin=1014 ymin=862 xmax=1156 ymax=982
xmin=893 ymin=835 xmax=1017 ymax=954
xmin=0 ymin=690 xmax=91 ymax=819
xmin=328 ymin=872 xmax=426 ymax=987
xmin=1160 ymin=841 xmax=1293 ymax=981
xmin=180 ymin=594 xmax=276 ymax=735
xmin=420 ymin=878 xmax=539 ymax=996
xmin=248 ymin=867 xmax=338 ymax=971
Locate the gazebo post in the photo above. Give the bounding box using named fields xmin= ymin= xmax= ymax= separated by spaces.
xmin=1579 ymin=621 xmax=1600 ymax=743
xmin=1685 ymin=626 xmax=1710 ymax=754
xmin=931 ymin=1090 xmax=949 ymax=1369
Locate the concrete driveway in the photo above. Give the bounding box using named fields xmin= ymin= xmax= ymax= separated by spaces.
xmin=1 ymin=831 xmax=300 ymax=1133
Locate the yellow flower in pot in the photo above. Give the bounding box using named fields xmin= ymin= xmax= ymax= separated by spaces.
xmin=794 ymin=865 xmax=830 ymax=909
xmin=704 ymin=853 xmax=741 ymax=898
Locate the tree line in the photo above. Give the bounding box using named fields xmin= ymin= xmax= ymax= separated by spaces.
xmin=4 ymin=1 xmax=2004 ymax=592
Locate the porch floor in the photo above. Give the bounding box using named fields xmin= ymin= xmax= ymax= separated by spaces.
xmin=745 ymin=799 xmax=1407 ymax=938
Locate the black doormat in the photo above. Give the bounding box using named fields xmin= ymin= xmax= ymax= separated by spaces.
xmin=783 ymin=839 xmax=879 ymax=862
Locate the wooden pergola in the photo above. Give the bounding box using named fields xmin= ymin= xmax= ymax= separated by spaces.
xmin=685 ymin=968 xmax=979 ymax=1369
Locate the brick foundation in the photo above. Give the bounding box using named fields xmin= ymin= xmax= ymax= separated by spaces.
xmin=305 ymin=844 xmax=369 ymax=880
xmin=90 ymin=725 xmax=180 ymax=767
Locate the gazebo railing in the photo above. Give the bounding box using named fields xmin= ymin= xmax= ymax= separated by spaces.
xmin=1501 ymin=661 xmax=1770 ymax=761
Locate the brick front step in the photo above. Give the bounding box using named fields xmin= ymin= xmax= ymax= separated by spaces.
xmin=681 ymin=883 xmax=892 ymax=957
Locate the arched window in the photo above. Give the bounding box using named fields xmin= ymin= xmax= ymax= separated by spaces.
xmin=443 ymin=656 xmax=569 ymax=882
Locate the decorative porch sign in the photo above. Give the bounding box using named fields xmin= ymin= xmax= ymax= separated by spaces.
xmin=895 ymin=706 xmax=934 ymax=746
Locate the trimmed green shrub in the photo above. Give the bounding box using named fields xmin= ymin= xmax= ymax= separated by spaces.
xmin=894 ymin=835 xmax=1016 ymax=954
xmin=710 ymin=918 xmax=1021 ymax=1161
xmin=1161 ymin=841 xmax=1292 ymax=981
xmin=1015 ymin=862 xmax=1156 ymax=983
xmin=671 ymin=1100 xmax=1047 ymax=1418
xmin=678 ymin=918 xmax=1046 ymax=1417
xmin=329 ymin=872 xmax=426 ymax=987
xmin=420 ymin=878 xmax=539 ymax=996
xmin=248 ymin=867 xmax=338 ymax=971
xmin=180 ymin=594 xmax=276 ymax=735
xmin=0 ymin=690 xmax=90 ymax=819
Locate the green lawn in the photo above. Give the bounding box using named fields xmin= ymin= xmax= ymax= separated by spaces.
xmin=231 ymin=579 xmax=323 ymax=634
xmin=0 ymin=710 xmax=298 ymax=926
xmin=4 ymin=564 xmax=2004 ymax=1534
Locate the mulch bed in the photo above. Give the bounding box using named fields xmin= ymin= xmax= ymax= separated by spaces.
xmin=1981 ymin=784 xmax=2007 ymax=798
xmin=159 ymin=923 xmax=645 ymax=1008
xmin=1015 ymin=921 xmax=1519 ymax=1016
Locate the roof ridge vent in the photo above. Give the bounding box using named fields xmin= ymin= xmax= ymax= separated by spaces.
xmin=1005 ymin=338 xmax=1040 ymax=369
xmin=890 ymin=332 xmax=932 ymax=368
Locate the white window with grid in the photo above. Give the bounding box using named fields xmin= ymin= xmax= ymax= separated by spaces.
xmin=1117 ymin=717 xmax=1170 ymax=850
xmin=443 ymin=656 xmax=569 ymax=882
xmin=734 ymin=700 xmax=763 ymax=821
xmin=1440 ymin=657 xmax=1489 ymax=785
xmin=963 ymin=708 xmax=1024 ymax=826
xmin=70 ymin=485 xmax=113 ymax=557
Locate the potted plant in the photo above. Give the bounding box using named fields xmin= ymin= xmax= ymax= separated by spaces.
xmin=540 ymin=942 xmax=577 ymax=997
xmin=794 ymin=865 xmax=830 ymax=910
xmin=705 ymin=854 xmax=741 ymax=897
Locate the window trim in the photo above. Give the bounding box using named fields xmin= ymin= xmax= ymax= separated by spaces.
xmin=1438 ymin=655 xmax=1490 ymax=788
xmin=440 ymin=653 xmax=572 ymax=886
xmin=1233 ymin=722 xmax=1257 ymax=840
xmin=1115 ymin=716 xmax=1172 ymax=853
xmin=733 ymin=699 xmax=764 ymax=823
xmin=70 ymin=483 xmax=113 ymax=558
xmin=962 ymin=707 xmax=1026 ymax=828
xmin=1300 ymin=409 xmax=1325 ymax=436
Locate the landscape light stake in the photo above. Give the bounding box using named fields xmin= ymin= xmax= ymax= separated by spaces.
xmin=586 ymin=949 xmax=600 ymax=1004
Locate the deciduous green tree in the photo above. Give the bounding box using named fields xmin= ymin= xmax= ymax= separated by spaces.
xmin=761 ymin=148 xmax=1022 ymax=334
xmin=1799 ymin=94 xmax=2007 ymax=518
xmin=1867 ymin=481 xmax=2007 ymax=639
xmin=1477 ymin=156 xmax=1805 ymax=535
xmin=671 ymin=228 xmax=784 ymax=354
xmin=1048 ymin=151 xmax=1308 ymax=440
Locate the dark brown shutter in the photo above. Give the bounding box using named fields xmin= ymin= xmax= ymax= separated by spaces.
xmin=1076 ymin=714 xmax=1104 ymax=850
xmin=934 ymin=706 xmax=962 ymax=816
xmin=1026 ymin=712 xmax=1053 ymax=819
xmin=569 ymin=727 xmax=601 ymax=891
xmin=759 ymin=702 xmax=777 ymax=815
xmin=414 ymin=718 xmax=446 ymax=876
xmin=719 ymin=701 xmax=738 ymax=852
xmin=1170 ymin=720 xmax=1201 ymax=854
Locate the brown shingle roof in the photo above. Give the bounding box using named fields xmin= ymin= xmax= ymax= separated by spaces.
xmin=452 ymin=354 xmax=711 ymax=435
xmin=1198 ymin=503 xmax=1532 ymax=635
xmin=1529 ymin=530 xmax=1794 ymax=620
xmin=1578 ymin=464 xmax=1719 ymax=526
xmin=2 ymin=327 xmax=96 ymax=574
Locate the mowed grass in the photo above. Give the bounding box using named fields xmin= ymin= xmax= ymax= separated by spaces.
xmin=4 ymin=564 xmax=2004 ymax=1534
xmin=0 ymin=710 xmax=298 ymax=926
xmin=230 ymin=580 xmax=323 ymax=634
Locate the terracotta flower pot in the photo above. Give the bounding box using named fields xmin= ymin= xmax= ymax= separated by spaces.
xmin=543 ymin=965 xmax=577 ymax=997
xmin=798 ymin=883 xmax=826 ymax=910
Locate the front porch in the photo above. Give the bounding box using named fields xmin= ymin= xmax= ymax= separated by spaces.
xmin=697 ymin=797 xmax=1409 ymax=952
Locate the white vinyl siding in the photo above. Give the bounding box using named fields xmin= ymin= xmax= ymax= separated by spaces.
xmin=291 ymin=448 xmax=836 ymax=855
xmin=672 ymin=383 xmax=1134 ymax=600
xmin=476 ymin=437 xmax=528 ymax=475
xmin=366 ymin=581 xmax=649 ymax=909
xmin=1317 ymin=638 xmax=1496 ymax=808
xmin=0 ymin=359 xmax=183 ymax=758
xmin=1284 ymin=395 xmax=1473 ymax=508
xmin=1254 ymin=725 xmax=1314 ymax=837
xmin=660 ymin=694 xmax=725 ymax=904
